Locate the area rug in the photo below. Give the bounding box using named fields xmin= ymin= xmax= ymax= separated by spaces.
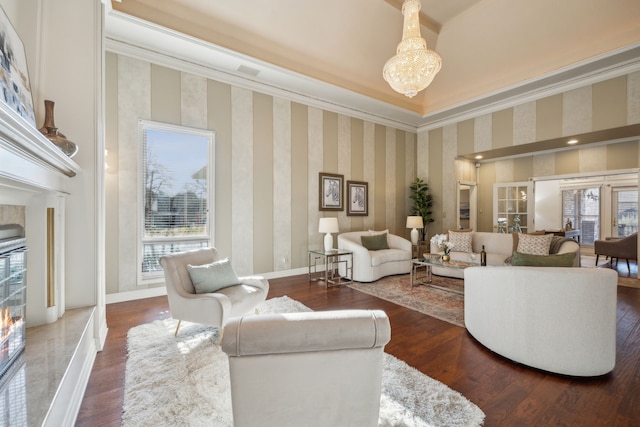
xmin=123 ymin=296 xmax=485 ymax=427
xmin=349 ymin=274 xmax=465 ymax=327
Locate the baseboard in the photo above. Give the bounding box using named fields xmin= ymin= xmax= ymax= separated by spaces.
xmin=106 ymin=286 xmax=167 ymax=304
xmin=42 ymin=309 xmax=97 ymax=427
xmin=106 ymin=267 xmax=310 ymax=304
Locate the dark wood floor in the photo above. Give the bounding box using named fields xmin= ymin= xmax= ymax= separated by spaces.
xmin=76 ymin=265 xmax=640 ymax=426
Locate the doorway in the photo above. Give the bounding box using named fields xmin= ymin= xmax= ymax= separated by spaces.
xmin=457 ymin=181 xmax=477 ymax=231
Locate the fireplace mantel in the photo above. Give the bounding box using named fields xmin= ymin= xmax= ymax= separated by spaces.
xmin=0 ymin=102 xmax=79 ymax=193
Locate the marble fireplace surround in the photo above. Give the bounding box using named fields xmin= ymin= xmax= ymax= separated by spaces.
xmin=0 ymin=103 xmax=95 ymax=425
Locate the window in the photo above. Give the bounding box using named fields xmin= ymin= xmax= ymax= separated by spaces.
xmin=139 ymin=121 xmax=214 ymax=281
xmin=562 ymin=187 xmax=600 ymax=245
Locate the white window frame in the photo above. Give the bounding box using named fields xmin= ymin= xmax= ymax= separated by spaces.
xmin=137 ymin=120 xmax=215 ymax=285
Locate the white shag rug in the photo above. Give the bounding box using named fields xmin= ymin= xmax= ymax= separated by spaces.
xmin=123 ymin=296 xmax=485 ymax=427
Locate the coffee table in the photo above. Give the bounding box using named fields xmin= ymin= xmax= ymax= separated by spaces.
xmin=411 ymin=255 xmax=479 ymax=294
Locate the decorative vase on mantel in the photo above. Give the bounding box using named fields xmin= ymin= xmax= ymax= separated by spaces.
xmin=39 ymin=100 xmax=78 ymax=158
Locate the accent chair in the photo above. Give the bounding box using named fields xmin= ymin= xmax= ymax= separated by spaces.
xmin=594 ymin=232 xmax=637 ymax=270
xmin=222 ymin=309 xmax=391 ymax=427
xmin=159 ymin=247 xmax=269 ymax=336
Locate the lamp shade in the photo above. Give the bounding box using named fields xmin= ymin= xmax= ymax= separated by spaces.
xmin=318 ymin=217 xmax=339 ymax=233
xmin=406 ymin=216 xmax=423 ymax=229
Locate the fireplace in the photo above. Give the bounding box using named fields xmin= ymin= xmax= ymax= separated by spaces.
xmin=0 ymin=225 xmax=26 ymax=382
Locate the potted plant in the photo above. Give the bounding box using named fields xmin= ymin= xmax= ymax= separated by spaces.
xmin=409 ymin=177 xmax=434 ymax=242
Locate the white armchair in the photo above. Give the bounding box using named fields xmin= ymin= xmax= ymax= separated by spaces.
xmin=222 ymin=309 xmax=391 ymax=427
xmin=338 ymin=231 xmax=412 ymax=282
xmin=159 ymin=248 xmax=269 ymax=336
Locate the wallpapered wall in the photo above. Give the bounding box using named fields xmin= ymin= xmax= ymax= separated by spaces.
xmin=422 ymin=72 xmax=640 ymax=235
xmin=105 ymin=52 xmax=417 ymax=294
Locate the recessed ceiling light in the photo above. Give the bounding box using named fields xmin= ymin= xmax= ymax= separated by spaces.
xmin=475 ymin=155 xmax=483 ymax=159
xmin=567 ymin=139 xmax=578 ymax=145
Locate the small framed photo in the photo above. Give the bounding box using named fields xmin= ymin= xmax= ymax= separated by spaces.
xmin=347 ymin=180 xmax=368 ymax=216
xmin=319 ymin=172 xmax=344 ymax=211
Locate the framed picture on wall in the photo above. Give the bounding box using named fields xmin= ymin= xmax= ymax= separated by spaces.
xmin=347 ymin=180 xmax=368 ymax=216
xmin=0 ymin=6 xmax=36 ymax=127
xmin=319 ymin=172 xmax=344 ymax=211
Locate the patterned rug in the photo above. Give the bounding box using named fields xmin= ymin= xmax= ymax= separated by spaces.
xmin=348 ymin=274 xmax=465 ymax=327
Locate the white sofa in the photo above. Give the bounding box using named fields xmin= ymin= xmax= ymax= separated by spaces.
xmin=222 ymin=309 xmax=391 ymax=426
xmin=338 ymin=231 xmax=412 ymax=282
xmin=430 ymin=231 xmax=581 ymax=278
xmin=464 ymin=266 xmax=618 ymax=376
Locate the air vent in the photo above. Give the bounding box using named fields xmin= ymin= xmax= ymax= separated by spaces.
xmin=237 ymin=65 xmax=260 ymax=77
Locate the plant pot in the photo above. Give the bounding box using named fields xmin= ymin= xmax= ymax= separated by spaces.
xmin=442 ymin=254 xmax=450 ymax=262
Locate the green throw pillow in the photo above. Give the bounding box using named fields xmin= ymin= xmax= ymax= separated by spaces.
xmin=187 ymin=258 xmax=241 ymax=294
xmin=361 ymin=233 xmax=389 ymax=250
xmin=511 ymin=251 xmax=576 ymax=267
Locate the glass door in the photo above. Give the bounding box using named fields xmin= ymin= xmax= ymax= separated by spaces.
xmin=493 ymin=182 xmax=533 ymax=233
xmin=612 ymin=188 xmax=638 ymax=238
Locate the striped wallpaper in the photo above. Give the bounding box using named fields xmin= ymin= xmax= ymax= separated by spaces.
xmin=105 ymin=53 xmax=417 ymax=294
xmin=421 ymin=72 xmax=640 ymax=235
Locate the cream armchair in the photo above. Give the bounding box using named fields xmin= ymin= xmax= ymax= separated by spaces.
xmin=338 ymin=231 xmax=412 ymax=282
xmin=222 ymin=309 xmax=391 ymax=427
xmin=159 ymin=248 xmax=269 ymax=336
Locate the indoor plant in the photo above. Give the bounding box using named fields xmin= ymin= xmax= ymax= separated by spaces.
xmin=409 ymin=177 xmax=434 ymax=241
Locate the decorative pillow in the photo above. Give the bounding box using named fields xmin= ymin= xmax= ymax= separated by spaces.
xmin=511 ymin=251 xmax=576 ymax=267
xmin=448 ymin=230 xmax=473 ymax=253
xmin=187 ymin=258 xmax=241 ymax=294
xmin=361 ymin=233 xmax=389 ymax=250
xmin=516 ymin=233 xmax=553 ymax=255
xmin=368 ymin=229 xmax=389 ymax=236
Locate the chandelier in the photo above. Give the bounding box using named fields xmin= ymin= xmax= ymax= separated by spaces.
xmin=383 ymin=0 xmax=442 ymax=98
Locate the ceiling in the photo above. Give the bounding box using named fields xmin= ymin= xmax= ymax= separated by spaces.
xmin=108 ymin=0 xmax=640 ymax=129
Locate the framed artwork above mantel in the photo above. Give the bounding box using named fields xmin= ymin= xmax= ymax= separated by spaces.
xmin=0 ymin=5 xmax=36 ymax=128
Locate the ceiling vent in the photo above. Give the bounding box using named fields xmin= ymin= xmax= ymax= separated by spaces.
xmin=237 ymin=65 xmax=260 ymax=77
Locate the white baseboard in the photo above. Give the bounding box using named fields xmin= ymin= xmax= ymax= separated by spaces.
xmin=106 ymin=267 xmax=310 ymax=304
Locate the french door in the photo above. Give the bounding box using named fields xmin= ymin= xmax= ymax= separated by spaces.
xmin=611 ymin=187 xmax=638 ymax=238
xmin=493 ymin=182 xmax=534 ymax=233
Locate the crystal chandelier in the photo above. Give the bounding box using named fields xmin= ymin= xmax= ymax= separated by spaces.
xmin=383 ymin=0 xmax=442 ymax=98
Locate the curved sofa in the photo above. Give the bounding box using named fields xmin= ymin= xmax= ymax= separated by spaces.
xmin=464 ymin=266 xmax=618 ymax=376
xmin=338 ymin=231 xmax=412 ymax=282
xmin=430 ymin=231 xmax=581 ymax=278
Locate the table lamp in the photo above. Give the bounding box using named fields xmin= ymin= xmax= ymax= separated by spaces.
xmin=319 ymin=217 xmax=339 ymax=252
xmin=406 ymin=216 xmax=423 ymax=245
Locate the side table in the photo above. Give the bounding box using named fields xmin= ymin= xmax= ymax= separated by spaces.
xmin=412 ymin=241 xmax=430 ymax=259
xmin=308 ymin=249 xmax=353 ymax=288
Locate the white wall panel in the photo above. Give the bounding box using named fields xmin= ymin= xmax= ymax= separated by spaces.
xmin=513 ymin=101 xmax=536 ymax=145
xmin=308 ymin=107 xmax=323 ymax=250
xmin=474 ymin=114 xmax=492 ymax=152
xmin=628 ymin=70 xmax=640 ymax=125
xmin=563 ymin=86 xmax=592 ymax=136
xmin=181 ymin=73 xmax=207 ymax=128
xmin=385 ymin=127 xmax=396 ymax=230
xmin=273 ymin=97 xmax=292 ymax=270
xmin=363 ymin=121 xmax=376 ymax=230
xmin=337 ymin=114 xmax=351 ymax=231
xmin=231 ymin=87 xmax=254 ymax=275
xmin=117 ymin=56 xmax=150 ymax=291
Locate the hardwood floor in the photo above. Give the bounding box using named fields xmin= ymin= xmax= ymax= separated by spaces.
xmin=76 ymin=267 xmax=640 ymax=426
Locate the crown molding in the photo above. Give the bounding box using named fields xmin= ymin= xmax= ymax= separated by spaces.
xmin=105 ymin=10 xmax=640 ymax=134
xmin=418 ymin=42 xmax=640 ymax=132
xmin=105 ymin=11 xmax=422 ymax=132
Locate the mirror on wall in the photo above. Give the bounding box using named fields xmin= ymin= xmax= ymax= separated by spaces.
xmin=457 ymin=181 xmax=477 ymax=230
